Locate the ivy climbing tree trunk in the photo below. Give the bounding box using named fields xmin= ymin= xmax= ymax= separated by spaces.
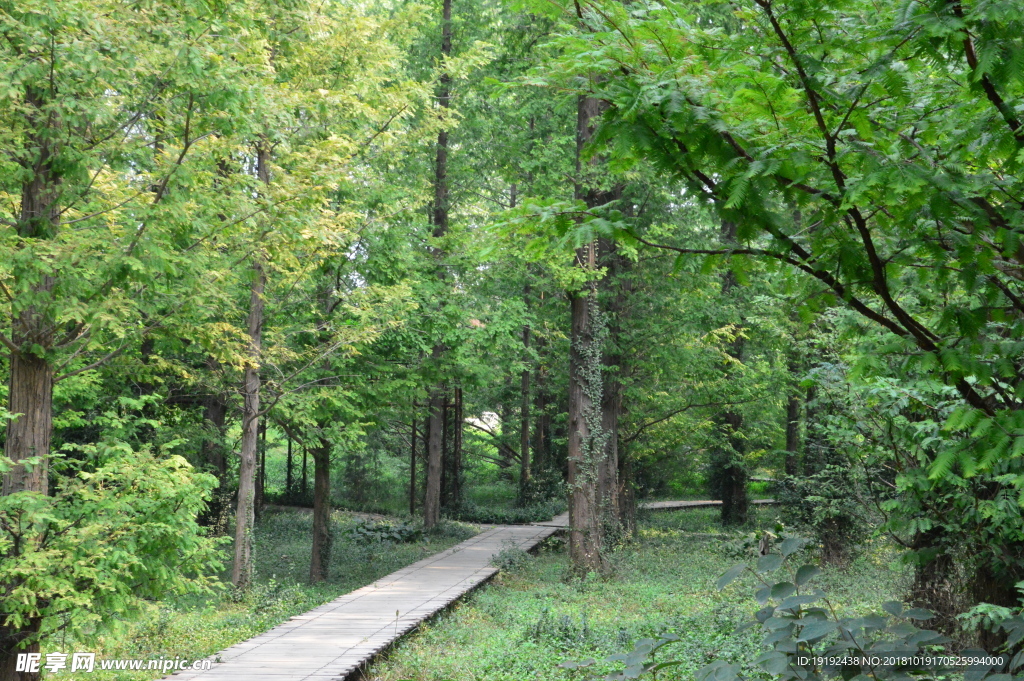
xmin=309 ymin=435 xmax=332 ymax=583
xmin=567 ymin=92 xmax=617 ymax=574
xmin=423 ymin=0 xmax=453 ymax=529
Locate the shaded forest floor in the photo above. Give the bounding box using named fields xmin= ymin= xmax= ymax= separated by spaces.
xmin=57 ymin=508 xmax=480 ymax=680
xmin=364 ymin=507 xmax=909 ymax=681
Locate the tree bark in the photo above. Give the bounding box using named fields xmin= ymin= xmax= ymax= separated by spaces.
xmin=309 ymin=437 xmax=332 ymax=583
xmin=286 ymin=435 xmax=293 ymax=496
xmin=423 ymin=0 xmax=453 ymax=529
xmin=231 ymin=142 xmax=269 ymax=589
xmin=568 ymin=287 xmax=608 ymax=574
xmin=0 ymin=618 xmax=41 ymax=681
xmin=255 ymin=417 xmax=266 ymax=520
xmin=716 ymin=220 xmax=749 ymax=526
xmin=785 ymin=368 xmax=802 ymax=476
xmin=409 ymin=406 xmax=417 ymax=515
xmin=424 ymin=385 xmax=444 ymax=528
xmin=4 ymin=86 xmax=60 ymax=498
xmin=453 ymin=387 xmax=463 ymax=505
xmin=520 ymin=290 xmax=532 ymax=499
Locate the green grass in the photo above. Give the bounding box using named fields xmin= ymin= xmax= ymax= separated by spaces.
xmin=364 ymin=507 xmax=909 ymax=681
xmin=55 ymin=507 xmax=478 ymax=681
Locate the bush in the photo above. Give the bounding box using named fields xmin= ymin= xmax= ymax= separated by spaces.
xmin=346 ymin=518 xmax=422 ymax=543
xmin=773 ymin=465 xmax=869 ymax=565
xmin=447 ymin=499 xmax=566 ymax=525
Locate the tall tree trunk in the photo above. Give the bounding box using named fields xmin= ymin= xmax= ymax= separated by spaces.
xmin=423 ymin=0 xmax=453 ymax=529
xmin=716 ymin=220 xmax=749 ymax=526
xmin=410 ymin=405 xmax=417 ymax=515
xmin=567 ymin=93 xmax=618 ymax=574
xmin=286 ymin=435 xmax=293 ymax=496
xmin=568 ymin=284 xmax=608 ymax=574
xmin=4 ymin=86 xmax=60 ymax=498
xmin=231 ymin=143 xmax=269 ymax=589
xmin=441 ymin=394 xmax=450 ymax=507
xmin=597 ymin=239 xmax=630 ymax=534
xmin=453 ymin=387 xmax=463 ymax=506
xmin=533 ymin=321 xmax=549 ymax=476
xmin=424 ymin=384 xmax=444 ymax=528
xmin=302 ymin=445 xmax=308 ymax=496
xmin=309 ymin=436 xmax=332 ymax=583
xmin=255 ymin=417 xmax=266 ymax=520
xmin=785 ymin=361 xmax=802 ymax=476
xmin=520 ymin=317 xmax=532 ymax=499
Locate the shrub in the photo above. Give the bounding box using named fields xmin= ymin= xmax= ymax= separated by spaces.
xmin=447 ymin=499 xmax=566 ymax=525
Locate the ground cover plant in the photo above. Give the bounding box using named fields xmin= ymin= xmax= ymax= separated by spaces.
xmin=364 ymin=507 xmax=910 ymax=681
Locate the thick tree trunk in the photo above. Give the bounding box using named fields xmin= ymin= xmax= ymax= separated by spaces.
xmin=4 ymin=86 xmax=60 ymax=498
xmin=424 ymin=387 xmax=444 ymax=528
xmin=568 ymin=288 xmax=608 ymax=574
xmin=309 ymin=437 xmax=332 ymax=583
xmin=3 ymin=353 xmax=52 ymax=496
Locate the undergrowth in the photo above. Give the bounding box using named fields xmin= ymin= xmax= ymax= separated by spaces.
xmin=364 ymin=507 xmax=907 ymax=681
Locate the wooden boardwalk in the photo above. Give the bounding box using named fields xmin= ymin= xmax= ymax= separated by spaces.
xmin=169 ymin=499 xmax=772 ymax=681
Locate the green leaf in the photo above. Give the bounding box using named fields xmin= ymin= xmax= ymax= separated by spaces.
xmin=757 ymin=554 xmax=784 ymax=573
xmin=795 ymin=565 xmax=821 ymax=586
xmin=798 ymin=620 xmax=838 ymax=641
xmin=717 ymin=563 xmax=747 ymax=590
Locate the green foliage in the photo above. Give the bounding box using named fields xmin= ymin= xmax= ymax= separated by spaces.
xmin=0 ymin=446 xmax=223 ymax=650
xmin=491 ymin=542 xmax=533 ymax=572
xmin=448 ymin=499 xmax=566 ymax=525
xmin=347 ymin=518 xmax=424 ymax=544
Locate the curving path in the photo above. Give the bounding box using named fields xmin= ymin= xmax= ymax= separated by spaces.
xmin=167 ymin=499 xmax=771 ymax=681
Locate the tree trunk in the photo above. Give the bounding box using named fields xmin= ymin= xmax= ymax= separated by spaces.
xmin=520 ymin=292 xmax=532 ymax=499
xmin=0 ymin=618 xmax=41 ymax=681
xmin=598 ymin=239 xmax=630 ymax=534
xmin=255 ymin=417 xmax=266 ymax=520
xmin=4 ymin=86 xmax=60 ymax=498
xmin=453 ymin=387 xmax=463 ymax=506
xmin=424 ymin=386 xmax=444 ymax=528
xmin=309 ymin=437 xmax=332 ymax=583
xmin=423 ymin=0 xmax=452 ymax=529
xmin=302 ymin=445 xmax=308 ymax=496
xmin=286 ymin=435 xmax=293 ymax=496
xmin=231 ymin=142 xmax=269 ymax=589
xmin=785 ymin=367 xmax=801 ymax=477
xmin=568 ymin=287 xmax=608 ymax=574
xmin=716 ymin=220 xmax=749 ymax=526
xmin=409 ymin=406 xmax=417 ymax=515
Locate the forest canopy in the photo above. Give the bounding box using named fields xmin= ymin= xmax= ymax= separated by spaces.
xmin=2 ymin=0 xmax=1024 ymax=677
